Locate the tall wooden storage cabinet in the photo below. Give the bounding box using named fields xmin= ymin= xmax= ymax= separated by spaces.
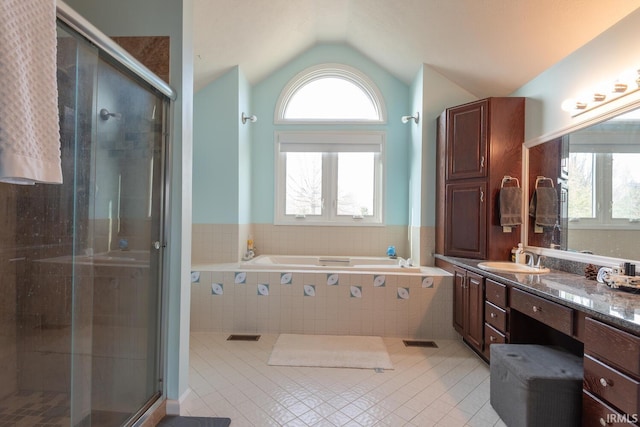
xmin=436 ymin=97 xmax=525 ymax=260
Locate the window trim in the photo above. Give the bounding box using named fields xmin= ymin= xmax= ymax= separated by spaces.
xmin=274 ymin=63 xmax=387 ymax=125
xmin=274 ymin=131 xmax=385 ymax=226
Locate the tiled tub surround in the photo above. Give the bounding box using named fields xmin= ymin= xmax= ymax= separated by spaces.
xmin=191 ymin=224 xmax=426 ymax=264
xmin=435 ymin=255 xmax=640 ymax=334
xmin=190 ymin=263 xmax=455 ymax=339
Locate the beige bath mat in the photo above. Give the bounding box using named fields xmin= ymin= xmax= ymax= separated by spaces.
xmin=268 ymin=334 xmax=393 ymax=370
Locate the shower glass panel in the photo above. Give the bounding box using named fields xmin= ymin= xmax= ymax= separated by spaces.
xmin=0 ymin=22 xmax=167 ymax=427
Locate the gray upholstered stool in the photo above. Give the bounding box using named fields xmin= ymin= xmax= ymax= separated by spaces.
xmin=490 ymin=344 xmax=583 ymax=427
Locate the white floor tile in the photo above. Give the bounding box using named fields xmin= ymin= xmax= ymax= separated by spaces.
xmin=186 ymin=333 xmax=503 ymax=426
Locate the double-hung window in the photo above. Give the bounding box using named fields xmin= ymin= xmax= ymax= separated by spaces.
xmin=274 ymin=63 xmax=386 ymax=226
xmin=275 ymin=132 xmax=384 ymax=225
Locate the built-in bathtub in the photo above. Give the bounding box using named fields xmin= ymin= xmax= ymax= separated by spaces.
xmin=241 ymin=254 xmax=423 ymax=273
xmin=190 ymin=254 xmax=455 ymax=339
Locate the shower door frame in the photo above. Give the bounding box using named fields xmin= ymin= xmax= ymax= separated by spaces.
xmin=56 ymin=2 xmax=176 ymax=426
xmin=126 ymin=95 xmax=171 ymax=427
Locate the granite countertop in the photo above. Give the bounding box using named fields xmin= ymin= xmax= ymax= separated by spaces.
xmin=435 ymin=255 xmax=640 ymax=334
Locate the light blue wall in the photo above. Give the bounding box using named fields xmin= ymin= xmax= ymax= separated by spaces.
xmin=193 ymin=66 xmax=252 ymax=225
xmin=193 ymin=68 xmax=240 ymax=224
xmin=251 ymin=44 xmax=411 ymax=225
xmin=238 ymin=71 xmax=252 ymax=225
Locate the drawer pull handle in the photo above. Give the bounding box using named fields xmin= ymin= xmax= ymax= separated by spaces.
xmin=490 ymin=313 xmax=498 ymax=318
xmin=599 ymin=417 xmax=611 ymax=426
xmin=532 ymin=305 xmax=542 ymax=313
xmin=599 ymin=377 xmax=610 ymax=387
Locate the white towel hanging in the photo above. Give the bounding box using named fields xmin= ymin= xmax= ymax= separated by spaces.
xmin=0 ymin=0 xmax=62 ymax=185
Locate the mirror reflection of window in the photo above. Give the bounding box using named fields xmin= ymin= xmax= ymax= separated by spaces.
xmin=528 ymin=108 xmax=640 ymax=262
xmin=568 ymin=151 xmax=640 ymax=225
xmin=568 ymin=152 xmax=595 ymax=220
xmin=612 ymin=153 xmax=640 ymax=220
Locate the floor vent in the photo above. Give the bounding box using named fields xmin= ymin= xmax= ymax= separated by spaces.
xmin=227 ymin=334 xmax=260 ymax=341
xmin=403 ymin=340 xmax=438 ymax=348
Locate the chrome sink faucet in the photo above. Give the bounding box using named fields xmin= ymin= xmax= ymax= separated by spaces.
xmin=523 ymin=251 xmax=546 ymax=269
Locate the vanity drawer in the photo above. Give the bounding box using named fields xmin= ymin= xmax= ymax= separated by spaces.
xmin=584 ymin=355 xmax=640 ymax=416
xmin=483 ymin=323 xmax=506 ymax=360
xmin=484 ymin=301 xmax=507 ymax=332
xmin=484 ymin=323 xmax=506 ymax=345
xmin=585 ymin=318 xmax=640 ymax=378
xmin=485 ymin=279 xmax=507 ymax=308
xmin=583 ymin=390 xmax=638 ymax=426
xmin=510 ymin=288 xmax=573 ymax=335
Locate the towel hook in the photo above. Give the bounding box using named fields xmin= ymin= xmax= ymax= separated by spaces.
xmin=501 ymin=176 xmax=520 ymax=188
xmin=535 ymin=176 xmax=554 ymax=189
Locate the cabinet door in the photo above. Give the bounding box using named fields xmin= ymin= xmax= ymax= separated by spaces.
xmin=445 ymin=182 xmax=487 ymax=259
xmin=446 ymin=100 xmax=488 ymax=181
xmin=466 ymin=271 xmax=485 ymax=351
xmin=452 ymin=267 xmax=466 ymax=335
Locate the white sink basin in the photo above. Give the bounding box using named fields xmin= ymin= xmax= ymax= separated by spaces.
xmin=478 ymin=261 xmax=549 ymax=274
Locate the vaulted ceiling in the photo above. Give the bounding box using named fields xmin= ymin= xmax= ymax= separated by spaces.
xmin=193 ymin=1 xmax=640 ymax=98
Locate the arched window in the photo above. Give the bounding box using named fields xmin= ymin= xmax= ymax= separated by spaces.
xmin=275 ymin=63 xmax=386 ymax=124
xmin=274 ymin=64 xmax=386 ymax=225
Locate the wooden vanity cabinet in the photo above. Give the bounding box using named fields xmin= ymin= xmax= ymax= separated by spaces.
xmin=441 ymin=258 xmax=640 ymax=423
xmin=510 ymin=287 xmax=574 ymax=336
xmin=583 ymin=318 xmax=640 ymax=425
xmin=453 ymin=266 xmax=485 ymax=354
xmin=436 ymin=97 xmax=524 ymax=260
xmin=483 ymin=279 xmax=509 ymax=360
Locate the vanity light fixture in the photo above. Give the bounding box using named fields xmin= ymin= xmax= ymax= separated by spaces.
xmin=241 ymin=112 xmax=257 ymax=124
xmin=613 ymin=82 xmax=628 ymax=93
xmin=562 ymin=68 xmax=640 ymax=117
xmin=401 ymin=112 xmax=419 ymax=124
xmin=593 ymin=93 xmax=606 ymax=102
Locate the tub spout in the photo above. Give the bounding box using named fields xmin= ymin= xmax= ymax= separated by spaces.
xmin=242 ymin=250 xmax=255 ymax=261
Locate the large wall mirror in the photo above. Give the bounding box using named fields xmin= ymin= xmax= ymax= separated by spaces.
xmin=526 ymin=107 xmax=640 ymax=263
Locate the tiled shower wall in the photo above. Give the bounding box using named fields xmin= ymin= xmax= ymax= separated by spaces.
xmin=0 ymin=185 xmax=18 ymax=400
xmin=189 ymin=269 xmax=455 ymax=340
xmin=191 ymin=223 xmax=427 ymax=264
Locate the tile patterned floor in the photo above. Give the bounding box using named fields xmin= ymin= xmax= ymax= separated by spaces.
xmin=184 ymin=333 xmax=507 ymax=426
xmin=0 ymin=391 xmax=70 ymax=427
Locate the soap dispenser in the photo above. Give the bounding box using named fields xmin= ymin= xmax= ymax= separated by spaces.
xmin=514 ymin=243 xmax=524 ymax=264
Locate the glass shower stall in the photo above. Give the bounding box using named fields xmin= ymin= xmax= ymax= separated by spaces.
xmin=0 ymin=10 xmax=171 ymax=427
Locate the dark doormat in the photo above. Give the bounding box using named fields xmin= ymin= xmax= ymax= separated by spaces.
xmin=157 ymin=416 xmax=231 ymax=427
